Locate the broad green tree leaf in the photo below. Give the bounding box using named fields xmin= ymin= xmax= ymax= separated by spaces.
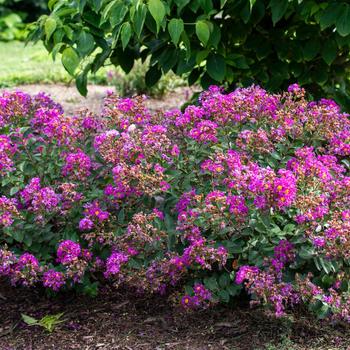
xmin=110 ymin=3 xmax=128 ymax=27
xmin=168 ymin=18 xmax=184 ymax=46
xmin=44 ymin=17 xmax=57 ymax=40
xmin=336 ymin=4 xmax=350 ymax=37
xmin=322 ymin=40 xmax=337 ymax=65
xmin=206 ymin=53 xmax=226 ymax=81
xmin=145 ymin=64 xmax=162 ymax=86
xmin=77 ymin=31 xmax=95 ymax=56
xmin=269 ymin=0 xmax=289 ymax=25
xmin=174 ymin=0 xmax=190 ymax=14
xmin=195 ymin=20 xmax=210 ymax=46
xmin=133 ymin=3 xmax=147 ymax=38
xmin=120 ymin=22 xmax=132 ymax=50
xmin=148 ymin=0 xmax=165 ymax=33
xmin=61 ymin=47 xmax=80 ymax=75
xmin=319 ymin=3 xmax=342 ymax=30
xmin=76 ymin=71 xmax=88 ymax=96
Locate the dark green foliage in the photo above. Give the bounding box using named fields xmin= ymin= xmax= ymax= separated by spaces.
xmin=29 ymin=0 xmax=350 ymax=107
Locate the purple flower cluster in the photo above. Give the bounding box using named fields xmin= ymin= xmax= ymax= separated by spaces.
xmin=189 ymin=120 xmax=218 ymax=143
xmin=42 ymin=270 xmax=65 ymax=291
xmin=79 ymin=201 xmax=109 ymax=231
xmin=181 ymin=283 xmax=212 ymax=309
xmin=20 ymin=178 xmax=60 ymax=220
xmin=57 ymin=240 xmax=81 ymax=264
xmin=62 ymin=150 xmax=92 ymax=180
xmin=0 ymin=196 xmax=19 ymax=227
xmin=0 ymin=135 xmax=17 ymax=175
xmin=104 ymin=251 xmax=129 ymax=278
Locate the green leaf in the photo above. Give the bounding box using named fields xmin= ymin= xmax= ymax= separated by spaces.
xmin=168 ymin=18 xmax=184 ymax=46
xmin=120 ymin=22 xmax=132 ymax=50
xmin=228 ymin=54 xmax=249 ymax=69
xmin=145 ymin=64 xmax=162 ymax=87
xmin=12 ymin=230 xmax=24 ymax=243
xmin=110 ymin=3 xmax=128 ymax=27
xmin=48 ymin=0 xmax=59 ymax=11
xmin=133 ymin=3 xmax=147 ymax=38
xmin=90 ymin=0 xmax=102 ymax=12
xmin=195 ymin=20 xmax=210 ymax=46
xmin=336 ymin=4 xmax=350 ymax=37
xmin=319 ymin=4 xmax=342 ymax=31
xmin=303 ymin=39 xmax=320 ymax=61
xmin=76 ymin=71 xmax=88 ymax=97
xmin=218 ymin=290 xmax=230 ymax=303
xmin=39 ymin=313 xmax=65 ymax=333
xmin=322 ymin=40 xmax=337 ymax=65
xmin=51 ymin=43 xmax=64 ymax=61
xmin=61 ymin=47 xmax=80 ymax=75
xmin=21 ymin=314 xmax=39 ymax=326
xmin=204 ymin=276 xmax=219 ymax=291
xmin=218 ymin=273 xmax=230 ymax=288
xmin=206 ymin=53 xmax=226 ymax=81
xmin=269 ymin=0 xmax=289 ymax=25
xmin=44 ymin=17 xmax=57 ymax=40
xmin=174 ymin=0 xmax=190 ymax=14
xmin=77 ymin=31 xmax=95 ymax=56
xmin=249 ymin=0 xmax=256 ymax=11
xmin=9 ymin=187 xmax=19 ymax=196
xmin=110 ymin=47 xmax=134 ymax=73
xmin=101 ymin=0 xmax=117 ymax=24
xmin=118 ymin=208 xmax=125 ymax=224
xmin=148 ymin=0 xmax=165 ymax=33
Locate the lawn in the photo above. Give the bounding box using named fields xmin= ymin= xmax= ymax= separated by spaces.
xmin=0 ymin=41 xmax=107 ymax=87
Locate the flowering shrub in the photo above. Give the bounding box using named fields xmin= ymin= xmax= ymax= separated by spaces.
xmin=1 ymin=85 xmax=350 ymax=322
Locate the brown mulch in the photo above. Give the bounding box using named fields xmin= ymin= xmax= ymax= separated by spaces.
xmin=1 ymin=282 xmax=350 ymax=350
xmin=0 ymin=84 xmax=194 ymax=115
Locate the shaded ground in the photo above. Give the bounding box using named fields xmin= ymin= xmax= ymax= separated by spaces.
xmin=0 ymin=84 xmax=194 ymax=115
xmin=1 ymin=282 xmax=350 ymax=350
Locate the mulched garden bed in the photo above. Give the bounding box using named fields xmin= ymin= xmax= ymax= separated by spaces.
xmin=1 ymin=281 xmax=350 ymax=350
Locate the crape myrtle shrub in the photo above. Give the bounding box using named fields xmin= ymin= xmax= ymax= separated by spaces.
xmin=30 ymin=0 xmax=350 ymax=108
xmin=1 ymin=84 xmax=350 ymax=321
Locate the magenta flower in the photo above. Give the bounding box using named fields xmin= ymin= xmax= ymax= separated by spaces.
xmin=57 ymin=240 xmax=81 ymax=264
xmin=79 ymin=217 xmax=94 ymax=231
xmin=43 ymin=270 xmax=65 ymax=291
xmin=62 ymin=150 xmax=92 ymax=180
xmin=104 ymin=251 xmax=129 ymax=278
xmin=235 ymin=265 xmax=259 ymax=284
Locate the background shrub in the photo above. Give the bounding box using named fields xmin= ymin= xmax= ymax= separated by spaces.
xmin=0 ymin=0 xmax=47 ymax=41
xmin=1 ymin=85 xmax=350 ymax=321
xmin=30 ymin=0 xmax=350 ymax=108
xmin=107 ymin=59 xmax=186 ymax=97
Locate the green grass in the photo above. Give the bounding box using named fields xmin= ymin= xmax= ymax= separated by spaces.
xmin=0 ymin=41 xmax=107 ymax=87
